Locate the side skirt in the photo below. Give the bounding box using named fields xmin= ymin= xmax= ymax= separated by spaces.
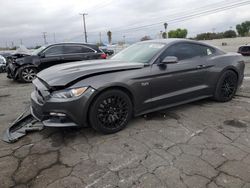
xmin=134 ymin=95 xmax=212 ymax=117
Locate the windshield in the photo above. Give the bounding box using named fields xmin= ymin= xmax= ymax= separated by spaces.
xmin=32 ymin=45 xmax=47 ymax=55
xmin=111 ymin=42 xmax=165 ymax=63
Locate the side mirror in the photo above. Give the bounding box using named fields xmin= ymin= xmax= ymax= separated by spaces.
xmin=161 ymin=56 xmax=178 ymax=64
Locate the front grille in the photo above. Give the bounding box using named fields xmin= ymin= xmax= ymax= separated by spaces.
xmin=36 ymin=88 xmax=45 ymax=104
xmin=33 ymin=78 xmax=51 ymax=104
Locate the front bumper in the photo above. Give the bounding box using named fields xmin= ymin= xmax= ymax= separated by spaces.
xmin=31 ymin=87 xmax=96 ymax=127
xmin=6 ymin=63 xmax=18 ymax=79
xmin=0 ymin=64 xmax=6 ymax=73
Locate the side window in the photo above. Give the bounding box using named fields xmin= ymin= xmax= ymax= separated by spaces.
xmin=162 ymin=43 xmax=215 ymax=61
xmin=63 ymin=45 xmax=95 ymax=54
xmin=163 ymin=43 xmax=200 ymax=61
xmin=198 ymin=45 xmax=215 ymax=56
xmin=44 ymin=46 xmax=63 ymax=56
xmin=64 ymin=45 xmax=83 ymax=54
xmin=82 ymin=46 xmax=95 ymax=53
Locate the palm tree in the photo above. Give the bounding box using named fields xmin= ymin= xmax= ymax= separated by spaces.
xmin=107 ymin=31 xmax=112 ymax=44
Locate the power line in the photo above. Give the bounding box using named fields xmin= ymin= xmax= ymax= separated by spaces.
xmin=85 ymin=0 xmax=115 ymax=13
xmin=110 ymin=0 xmax=250 ymax=34
xmin=42 ymin=32 xmax=47 ymax=45
xmin=87 ymin=0 xmax=244 ymax=34
xmin=68 ymin=0 xmax=250 ymax=41
xmin=97 ymin=0 xmax=235 ymax=32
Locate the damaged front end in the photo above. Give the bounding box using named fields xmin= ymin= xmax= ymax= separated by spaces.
xmin=2 ymin=108 xmax=44 ymax=143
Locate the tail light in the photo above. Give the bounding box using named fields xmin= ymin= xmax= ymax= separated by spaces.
xmin=100 ymin=53 xmax=107 ymax=59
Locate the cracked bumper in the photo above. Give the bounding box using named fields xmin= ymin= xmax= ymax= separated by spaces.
xmin=30 ymin=87 xmax=96 ymax=127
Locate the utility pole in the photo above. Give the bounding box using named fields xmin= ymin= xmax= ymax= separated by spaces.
xmin=164 ymin=23 xmax=168 ymax=38
xmin=42 ymin=32 xmax=47 ymax=45
xmin=79 ymin=13 xmax=88 ymax=43
xmin=20 ymin=39 xmax=23 ymax=45
xmin=99 ymin=32 xmax=102 ymax=44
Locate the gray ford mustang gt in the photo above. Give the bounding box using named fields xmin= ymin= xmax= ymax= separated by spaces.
xmin=30 ymin=39 xmax=245 ymax=134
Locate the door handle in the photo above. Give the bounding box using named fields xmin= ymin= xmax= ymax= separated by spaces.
xmin=196 ymin=65 xmax=206 ymax=69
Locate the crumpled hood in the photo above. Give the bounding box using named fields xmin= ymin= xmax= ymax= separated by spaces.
xmin=15 ymin=55 xmax=38 ymax=65
xmin=36 ymin=60 xmax=144 ymax=87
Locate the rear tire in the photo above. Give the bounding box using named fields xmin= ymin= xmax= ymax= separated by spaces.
xmin=18 ymin=66 xmax=37 ymax=83
xmin=89 ymin=89 xmax=132 ymax=134
xmin=213 ymin=70 xmax=238 ymax=102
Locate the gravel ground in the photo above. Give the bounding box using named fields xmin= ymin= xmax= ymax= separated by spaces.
xmin=0 ymin=63 xmax=250 ymax=188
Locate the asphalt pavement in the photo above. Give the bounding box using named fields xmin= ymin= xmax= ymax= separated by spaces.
xmin=0 ymin=63 xmax=250 ymax=188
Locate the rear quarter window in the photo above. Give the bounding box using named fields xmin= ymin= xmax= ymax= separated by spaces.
xmin=44 ymin=45 xmax=64 ymax=56
xmin=63 ymin=45 xmax=95 ymax=54
xmin=81 ymin=46 xmax=95 ymax=53
xmin=162 ymin=43 xmax=216 ymax=61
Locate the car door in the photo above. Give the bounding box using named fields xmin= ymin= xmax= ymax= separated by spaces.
xmin=39 ymin=45 xmax=64 ymax=70
xmin=150 ymin=42 xmax=212 ymax=109
xmin=61 ymin=45 xmax=97 ymax=62
xmin=81 ymin=46 xmax=99 ymax=60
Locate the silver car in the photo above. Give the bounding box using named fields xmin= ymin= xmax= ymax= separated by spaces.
xmin=0 ymin=55 xmax=6 ymax=73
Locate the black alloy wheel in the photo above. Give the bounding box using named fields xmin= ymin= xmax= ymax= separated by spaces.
xmin=19 ymin=66 xmax=37 ymax=83
xmin=214 ymin=70 xmax=238 ymax=102
xmin=89 ymin=89 xmax=132 ymax=134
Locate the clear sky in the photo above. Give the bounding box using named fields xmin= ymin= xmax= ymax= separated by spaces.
xmin=0 ymin=0 xmax=249 ymax=47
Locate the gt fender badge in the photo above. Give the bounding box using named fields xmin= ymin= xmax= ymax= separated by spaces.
xmin=141 ymin=82 xmax=149 ymax=86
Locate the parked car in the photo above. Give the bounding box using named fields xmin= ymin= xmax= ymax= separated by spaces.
xmin=30 ymin=39 xmax=244 ymax=134
xmin=238 ymin=44 xmax=250 ymax=56
xmin=6 ymin=43 xmax=107 ymax=82
xmin=0 ymin=55 xmax=6 ymax=73
xmin=99 ymin=47 xmax=114 ymax=56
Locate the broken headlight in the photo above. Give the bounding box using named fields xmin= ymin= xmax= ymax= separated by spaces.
xmin=51 ymin=87 xmax=88 ymax=99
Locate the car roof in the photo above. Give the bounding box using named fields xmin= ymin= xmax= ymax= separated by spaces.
xmin=138 ymin=38 xmax=221 ymax=50
xmin=48 ymin=42 xmax=97 ymax=46
xmin=45 ymin=42 xmax=101 ymax=52
xmin=239 ymin=44 xmax=250 ymax=47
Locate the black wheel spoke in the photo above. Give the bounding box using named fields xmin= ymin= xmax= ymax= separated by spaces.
xmin=220 ymin=74 xmax=237 ymax=98
xmin=97 ymin=95 xmax=129 ymax=130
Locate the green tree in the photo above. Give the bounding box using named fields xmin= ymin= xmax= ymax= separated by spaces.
xmin=168 ymin=28 xmax=188 ymax=38
xmin=195 ymin=32 xmax=224 ymax=40
xmin=107 ymin=31 xmax=112 ymax=44
xmin=236 ymin=21 xmax=250 ymax=36
xmin=223 ymin=30 xmax=237 ymax=38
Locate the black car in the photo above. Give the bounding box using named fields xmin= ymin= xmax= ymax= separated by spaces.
xmin=238 ymin=45 xmax=250 ymax=56
xmin=6 ymin=43 xmax=107 ymax=82
xmin=100 ymin=48 xmax=114 ymax=56
xmin=30 ymin=39 xmax=244 ymax=134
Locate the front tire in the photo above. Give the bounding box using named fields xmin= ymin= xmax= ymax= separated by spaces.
xmin=213 ymin=70 xmax=238 ymax=102
xmin=89 ymin=89 xmax=132 ymax=134
xmin=18 ymin=66 xmax=37 ymax=83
